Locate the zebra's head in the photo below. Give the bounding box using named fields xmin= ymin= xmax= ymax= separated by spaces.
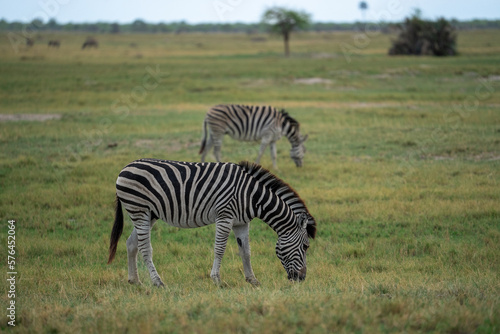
xmin=275 ymin=212 xmax=315 ymax=281
xmin=290 ymin=134 xmax=308 ymax=167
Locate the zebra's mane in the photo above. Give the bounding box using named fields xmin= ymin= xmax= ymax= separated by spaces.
xmin=279 ymin=109 xmax=300 ymax=128
xmin=238 ymin=161 xmax=316 ymax=239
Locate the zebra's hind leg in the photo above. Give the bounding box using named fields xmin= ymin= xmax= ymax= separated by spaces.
xmin=210 ymin=218 xmax=233 ymax=285
xmin=135 ymin=220 xmax=165 ymax=287
xmin=126 ymin=227 xmax=141 ymax=284
xmin=212 ymin=137 xmax=223 ymax=162
xmin=269 ymin=142 xmax=278 ymax=169
xmin=233 ymin=224 xmax=260 ymax=286
xmin=200 ymin=135 xmax=214 ymax=162
xmin=256 ymin=136 xmax=272 ymax=165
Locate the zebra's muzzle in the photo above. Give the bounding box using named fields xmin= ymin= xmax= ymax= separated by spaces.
xmin=288 ymin=267 xmax=306 ymax=281
xmin=292 ymin=158 xmax=303 ymax=168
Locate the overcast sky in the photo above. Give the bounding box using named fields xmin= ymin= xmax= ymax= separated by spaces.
xmin=1 ymin=0 xmax=499 ymax=24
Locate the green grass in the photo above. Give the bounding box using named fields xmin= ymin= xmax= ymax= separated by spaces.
xmin=0 ymin=30 xmax=499 ymax=333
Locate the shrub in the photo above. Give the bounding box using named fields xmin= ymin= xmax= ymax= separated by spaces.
xmin=389 ymin=13 xmax=457 ymax=56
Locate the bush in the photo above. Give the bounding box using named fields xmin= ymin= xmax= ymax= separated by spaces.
xmin=389 ymin=13 xmax=457 ymax=56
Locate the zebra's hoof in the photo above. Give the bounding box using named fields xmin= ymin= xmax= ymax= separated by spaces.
xmin=128 ymin=279 xmax=141 ymax=285
xmin=153 ymin=279 xmax=165 ymax=287
xmin=211 ymin=275 xmax=221 ymax=286
xmin=246 ymin=277 xmax=261 ymax=286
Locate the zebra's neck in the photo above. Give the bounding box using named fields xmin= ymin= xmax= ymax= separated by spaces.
xmin=239 ymin=161 xmax=306 ymax=236
xmin=254 ymin=187 xmax=301 ymax=236
xmin=280 ymin=114 xmax=301 ymax=145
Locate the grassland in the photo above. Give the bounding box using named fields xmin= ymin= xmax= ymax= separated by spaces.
xmin=0 ymin=30 xmax=499 ymax=333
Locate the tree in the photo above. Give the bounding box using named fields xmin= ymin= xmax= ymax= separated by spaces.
xmin=110 ymin=22 xmax=120 ymax=34
xmin=262 ymin=7 xmax=311 ymax=57
xmin=30 ymin=18 xmax=44 ymax=30
xmin=46 ymin=18 xmax=58 ymax=31
xmin=131 ymin=19 xmax=148 ymax=32
xmin=359 ymin=1 xmax=368 ymax=21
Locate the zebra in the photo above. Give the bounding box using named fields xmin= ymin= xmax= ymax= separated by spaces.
xmin=108 ymin=159 xmax=316 ymax=287
xmin=199 ymin=104 xmax=308 ymax=168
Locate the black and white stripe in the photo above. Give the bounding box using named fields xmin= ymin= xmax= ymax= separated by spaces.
xmin=108 ymin=159 xmax=316 ymax=286
xmin=199 ymin=104 xmax=308 ymax=168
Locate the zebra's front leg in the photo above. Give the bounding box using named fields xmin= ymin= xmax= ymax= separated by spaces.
xmin=256 ymin=138 xmax=271 ymax=165
xmin=210 ymin=218 xmax=233 ymax=285
xmin=233 ymin=224 xmax=260 ymax=286
xmin=126 ymin=228 xmax=141 ymax=284
xmin=135 ymin=222 xmax=164 ymax=287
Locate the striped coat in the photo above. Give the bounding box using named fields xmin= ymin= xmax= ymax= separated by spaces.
xmin=108 ymin=159 xmax=316 ymax=286
xmin=199 ymin=104 xmax=308 ymax=168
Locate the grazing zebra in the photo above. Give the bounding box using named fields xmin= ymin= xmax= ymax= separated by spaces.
xmin=199 ymin=104 xmax=308 ymax=168
xmin=108 ymin=159 xmax=316 ymax=287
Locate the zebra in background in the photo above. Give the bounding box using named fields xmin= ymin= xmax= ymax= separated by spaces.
xmin=108 ymin=159 xmax=316 ymax=287
xmin=199 ymin=104 xmax=308 ymax=168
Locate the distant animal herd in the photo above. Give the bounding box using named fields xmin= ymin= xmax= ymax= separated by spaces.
xmin=25 ymin=37 xmax=98 ymax=49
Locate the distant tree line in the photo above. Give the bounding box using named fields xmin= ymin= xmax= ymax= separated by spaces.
xmin=1 ymin=18 xmax=499 ymax=34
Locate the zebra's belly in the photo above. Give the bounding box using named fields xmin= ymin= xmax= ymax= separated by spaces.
xmin=226 ymin=132 xmax=260 ymax=142
xmin=226 ymin=130 xmax=281 ymax=143
xmin=159 ymin=207 xmax=218 ymax=229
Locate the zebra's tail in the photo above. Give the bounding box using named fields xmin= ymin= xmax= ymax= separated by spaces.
xmin=199 ymin=117 xmax=207 ymax=155
xmin=107 ymin=196 xmax=124 ymax=264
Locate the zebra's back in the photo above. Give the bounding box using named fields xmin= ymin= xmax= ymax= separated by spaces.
xmin=206 ymin=104 xmax=282 ymax=142
xmin=116 ymin=159 xmax=245 ymax=228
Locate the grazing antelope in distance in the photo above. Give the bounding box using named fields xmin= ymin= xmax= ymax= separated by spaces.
xmin=82 ymin=37 xmax=98 ymax=49
xmin=48 ymin=40 xmax=60 ymax=48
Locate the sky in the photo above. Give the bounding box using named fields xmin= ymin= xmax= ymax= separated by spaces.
xmin=1 ymin=0 xmax=499 ymax=24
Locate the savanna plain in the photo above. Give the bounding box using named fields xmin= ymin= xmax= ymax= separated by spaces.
xmin=0 ymin=30 xmax=499 ymax=333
